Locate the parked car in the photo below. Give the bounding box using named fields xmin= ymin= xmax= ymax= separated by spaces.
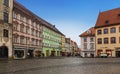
xmin=100 ymin=53 xmax=108 ymax=58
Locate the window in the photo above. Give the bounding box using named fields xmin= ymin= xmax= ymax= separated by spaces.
xmin=97 ymin=30 xmax=102 ymax=35
xmin=104 ymin=38 xmax=108 ymax=44
xmin=105 ymin=20 xmax=109 ymax=24
xmin=26 ymin=27 xmax=29 ymax=34
xmin=26 ymin=37 xmax=30 ymax=45
xmin=31 ymin=30 xmax=34 ymax=36
xmin=118 ymin=14 xmax=120 ymax=17
xmin=83 ymin=43 xmax=87 ymax=50
xmin=32 ymin=39 xmax=34 ymax=45
xmin=13 ymin=23 xmax=18 ymax=31
xmin=4 ymin=12 xmax=8 ymax=23
xmin=20 ymin=36 xmax=24 ymax=44
xmin=90 ymin=43 xmax=94 ymax=49
xmin=119 ymin=27 xmax=120 ymax=32
xmin=90 ymin=37 xmax=94 ymax=42
xmin=84 ymin=38 xmax=87 ymax=42
xmin=13 ymin=13 xmax=17 ymax=19
xmin=26 ymin=18 xmax=29 ymax=24
xmin=36 ymin=31 xmax=38 ymax=37
xmin=4 ymin=0 xmax=9 ymax=6
xmin=3 ymin=29 xmax=8 ymax=37
xmin=111 ymin=37 xmax=116 ymax=43
xmin=20 ymin=24 xmax=24 ymax=32
xmin=98 ymin=38 xmax=102 ymax=44
xmin=36 ymin=40 xmax=38 ymax=45
xmin=13 ymin=35 xmax=18 ymax=43
xmin=110 ymin=28 xmax=116 ymax=33
xmin=104 ymin=29 xmax=108 ymax=34
xmin=20 ymin=16 xmax=24 ymax=22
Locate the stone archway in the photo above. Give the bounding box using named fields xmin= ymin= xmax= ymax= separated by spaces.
xmin=0 ymin=46 xmax=8 ymax=58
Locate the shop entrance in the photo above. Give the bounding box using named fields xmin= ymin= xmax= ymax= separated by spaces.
xmin=14 ymin=50 xmax=24 ymax=58
xmin=116 ymin=51 xmax=120 ymax=57
xmin=0 ymin=46 xmax=8 ymax=58
xmin=116 ymin=48 xmax=120 ymax=57
xmin=51 ymin=51 xmax=55 ymax=56
xmin=28 ymin=50 xmax=34 ymax=58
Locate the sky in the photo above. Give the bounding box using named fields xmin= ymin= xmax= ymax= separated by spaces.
xmin=16 ymin=0 xmax=120 ymax=46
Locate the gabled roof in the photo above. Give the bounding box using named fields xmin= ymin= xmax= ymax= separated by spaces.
xmin=79 ymin=27 xmax=95 ymax=37
xmin=95 ymin=8 xmax=120 ymax=28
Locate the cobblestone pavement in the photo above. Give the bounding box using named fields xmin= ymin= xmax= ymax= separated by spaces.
xmin=0 ymin=57 xmax=120 ymax=74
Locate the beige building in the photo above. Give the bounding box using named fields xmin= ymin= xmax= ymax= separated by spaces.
xmin=0 ymin=0 xmax=13 ymax=58
xmin=61 ymin=35 xmax=66 ymax=56
xmin=95 ymin=8 xmax=120 ymax=57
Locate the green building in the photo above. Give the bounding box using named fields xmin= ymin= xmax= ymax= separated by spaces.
xmin=42 ymin=25 xmax=63 ymax=57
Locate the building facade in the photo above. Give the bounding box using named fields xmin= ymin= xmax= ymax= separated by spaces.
xmin=12 ymin=1 xmax=42 ymax=59
xmin=95 ymin=8 xmax=120 ymax=57
xmin=42 ymin=25 xmax=62 ymax=57
xmin=61 ymin=35 xmax=66 ymax=56
xmin=79 ymin=27 xmax=95 ymax=57
xmin=0 ymin=0 xmax=13 ymax=58
xmin=65 ymin=38 xmax=71 ymax=56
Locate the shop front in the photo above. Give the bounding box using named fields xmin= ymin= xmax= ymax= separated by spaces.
xmin=116 ymin=48 xmax=120 ymax=57
xmin=34 ymin=48 xmax=42 ymax=57
xmin=27 ymin=47 xmax=34 ymax=58
xmin=13 ymin=46 xmax=25 ymax=59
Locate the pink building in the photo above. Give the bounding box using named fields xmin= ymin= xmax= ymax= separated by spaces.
xmin=12 ymin=1 xmax=42 ymax=59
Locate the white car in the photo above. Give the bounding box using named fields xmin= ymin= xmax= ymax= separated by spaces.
xmin=100 ymin=53 xmax=108 ymax=58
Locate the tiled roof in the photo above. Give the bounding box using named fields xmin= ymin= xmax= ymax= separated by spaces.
xmin=95 ymin=8 xmax=120 ymax=28
xmin=79 ymin=27 xmax=95 ymax=37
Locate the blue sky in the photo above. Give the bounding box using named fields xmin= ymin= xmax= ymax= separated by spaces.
xmin=16 ymin=0 xmax=120 ymax=46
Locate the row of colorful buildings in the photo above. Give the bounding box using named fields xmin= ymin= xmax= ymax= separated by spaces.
xmin=0 ymin=0 xmax=79 ymax=59
xmin=79 ymin=8 xmax=120 ymax=58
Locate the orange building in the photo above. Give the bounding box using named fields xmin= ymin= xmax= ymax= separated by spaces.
xmin=95 ymin=8 xmax=120 ymax=57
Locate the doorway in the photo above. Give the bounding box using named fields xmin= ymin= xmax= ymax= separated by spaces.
xmin=116 ymin=51 xmax=120 ymax=57
xmin=0 ymin=46 xmax=8 ymax=58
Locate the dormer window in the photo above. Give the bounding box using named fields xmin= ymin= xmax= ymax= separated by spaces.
xmin=87 ymin=30 xmax=91 ymax=34
xmin=118 ymin=14 xmax=120 ymax=17
xmin=105 ymin=20 xmax=109 ymax=24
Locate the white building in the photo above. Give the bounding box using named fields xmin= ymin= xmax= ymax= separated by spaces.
xmin=79 ymin=27 xmax=95 ymax=57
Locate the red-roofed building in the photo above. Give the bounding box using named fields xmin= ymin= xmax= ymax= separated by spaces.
xmin=95 ymin=8 xmax=120 ymax=57
xmin=79 ymin=27 xmax=95 ymax=57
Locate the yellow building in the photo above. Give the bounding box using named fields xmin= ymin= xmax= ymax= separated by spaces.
xmin=0 ymin=0 xmax=13 ymax=58
xmin=61 ymin=35 xmax=66 ymax=56
xmin=95 ymin=8 xmax=120 ymax=57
